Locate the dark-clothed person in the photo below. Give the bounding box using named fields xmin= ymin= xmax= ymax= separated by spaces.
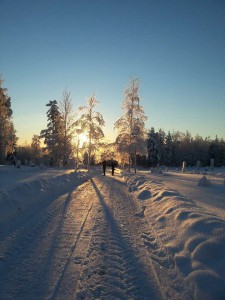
xmin=111 ymin=161 xmax=115 ymax=176
xmin=102 ymin=160 xmax=107 ymax=175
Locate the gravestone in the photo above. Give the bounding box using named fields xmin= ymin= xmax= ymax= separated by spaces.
xmin=182 ymin=161 xmax=186 ymax=173
xmin=210 ymin=158 xmax=214 ymax=171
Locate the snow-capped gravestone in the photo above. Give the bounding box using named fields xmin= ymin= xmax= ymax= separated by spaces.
xmin=197 ymin=175 xmax=211 ymax=187
xmin=182 ymin=161 xmax=186 ymax=173
xmin=16 ymin=160 xmax=21 ymax=168
xmin=210 ymin=158 xmax=214 ymax=171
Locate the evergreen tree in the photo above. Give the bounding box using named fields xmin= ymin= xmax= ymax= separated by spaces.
xmin=40 ymin=100 xmax=63 ymax=166
xmin=164 ymin=131 xmax=173 ymax=166
xmin=209 ymin=136 xmax=221 ymax=167
xmin=146 ymin=127 xmax=160 ymax=166
xmin=180 ymin=131 xmax=192 ymax=165
xmin=158 ymin=128 xmax=165 ymax=164
xmin=191 ymin=134 xmax=209 ymax=167
xmin=171 ymin=131 xmax=183 ymax=166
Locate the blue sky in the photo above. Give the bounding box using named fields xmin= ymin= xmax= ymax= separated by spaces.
xmin=1 ymin=0 xmax=225 ymax=144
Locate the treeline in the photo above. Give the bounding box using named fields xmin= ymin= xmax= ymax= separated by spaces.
xmin=1 ymin=76 xmax=225 ymax=168
xmin=137 ymin=128 xmax=225 ymax=168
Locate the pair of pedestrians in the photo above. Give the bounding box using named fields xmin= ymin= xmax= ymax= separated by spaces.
xmin=102 ymin=160 xmax=115 ymax=176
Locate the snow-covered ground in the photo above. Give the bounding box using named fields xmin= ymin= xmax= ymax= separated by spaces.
xmin=0 ymin=165 xmax=225 ymax=299
xmin=127 ymin=167 xmax=225 ymax=299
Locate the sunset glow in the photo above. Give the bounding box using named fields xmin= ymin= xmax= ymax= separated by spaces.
xmin=77 ymin=132 xmax=88 ymax=147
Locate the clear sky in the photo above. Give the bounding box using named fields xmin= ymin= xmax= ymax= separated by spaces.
xmin=1 ymin=0 xmax=225 ymax=144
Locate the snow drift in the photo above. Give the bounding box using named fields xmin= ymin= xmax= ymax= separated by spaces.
xmin=125 ymin=173 xmax=225 ymax=299
xmin=0 ymin=168 xmax=89 ymax=227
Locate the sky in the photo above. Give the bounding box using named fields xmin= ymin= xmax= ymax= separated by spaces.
xmin=1 ymin=0 xmax=225 ymax=144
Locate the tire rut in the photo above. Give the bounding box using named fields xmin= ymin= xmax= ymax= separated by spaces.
xmin=0 ymin=180 xmax=98 ymax=299
xmin=75 ymin=176 xmax=164 ymax=300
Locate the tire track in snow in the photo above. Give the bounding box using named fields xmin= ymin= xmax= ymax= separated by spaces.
xmin=75 ymin=176 xmax=164 ymax=299
xmin=50 ymin=201 xmax=97 ymax=299
xmin=0 ymin=180 xmax=98 ymax=299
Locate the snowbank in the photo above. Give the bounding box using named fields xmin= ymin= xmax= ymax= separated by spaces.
xmin=125 ymin=173 xmax=225 ymax=299
xmin=0 ymin=167 xmax=89 ymax=226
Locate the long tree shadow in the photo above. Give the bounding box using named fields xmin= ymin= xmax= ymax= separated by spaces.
xmin=0 ymin=180 xmax=85 ymax=299
xmin=88 ymin=177 xmax=163 ymax=299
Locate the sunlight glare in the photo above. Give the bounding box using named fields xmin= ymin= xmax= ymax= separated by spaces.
xmin=78 ymin=133 xmax=88 ymax=147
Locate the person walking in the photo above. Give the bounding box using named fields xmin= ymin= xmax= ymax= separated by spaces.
xmin=102 ymin=160 xmax=107 ymax=176
xmin=111 ymin=161 xmax=115 ymax=176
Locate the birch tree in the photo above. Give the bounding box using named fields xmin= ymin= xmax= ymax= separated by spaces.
xmin=75 ymin=96 xmax=105 ymax=171
xmin=114 ymin=78 xmax=147 ymax=173
xmin=59 ymin=89 xmax=76 ymax=165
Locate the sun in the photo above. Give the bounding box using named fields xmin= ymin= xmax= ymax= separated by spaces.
xmin=77 ymin=132 xmax=88 ymax=147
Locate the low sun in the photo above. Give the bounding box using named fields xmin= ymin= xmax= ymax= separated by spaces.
xmin=77 ymin=132 xmax=88 ymax=146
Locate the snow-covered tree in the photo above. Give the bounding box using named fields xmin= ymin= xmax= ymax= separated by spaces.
xmin=146 ymin=127 xmax=161 ymax=166
xmin=114 ymin=78 xmax=147 ymax=173
xmin=164 ymin=131 xmax=173 ymax=166
xmin=0 ymin=78 xmax=17 ymax=163
xmin=171 ymin=131 xmax=183 ymax=166
xmin=95 ymin=139 xmax=112 ymax=163
xmin=59 ymin=89 xmax=76 ymax=165
xmin=75 ymin=96 xmax=105 ymax=171
xmin=191 ymin=134 xmax=209 ymax=166
xmin=31 ymin=134 xmax=41 ymax=160
xmin=40 ymin=100 xmax=63 ymax=166
xmin=209 ymin=135 xmax=222 ymax=167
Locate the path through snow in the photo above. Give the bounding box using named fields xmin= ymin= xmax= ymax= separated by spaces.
xmin=2 ymin=168 xmax=223 ymax=299
xmin=0 ymin=172 xmax=173 ymax=299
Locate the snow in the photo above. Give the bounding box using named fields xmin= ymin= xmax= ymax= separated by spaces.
xmin=126 ymin=168 xmax=225 ymax=299
xmin=1 ymin=164 xmax=225 ymax=299
xmin=0 ymin=165 xmax=89 ymax=227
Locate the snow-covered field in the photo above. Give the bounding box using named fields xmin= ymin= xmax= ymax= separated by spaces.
xmin=0 ymin=164 xmax=225 ymax=299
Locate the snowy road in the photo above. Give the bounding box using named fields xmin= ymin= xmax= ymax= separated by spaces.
xmin=0 ymin=172 xmax=179 ymax=299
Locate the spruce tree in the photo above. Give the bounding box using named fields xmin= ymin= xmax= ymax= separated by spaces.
xmin=147 ymin=127 xmax=160 ymax=167
xmin=40 ymin=100 xmax=63 ymax=166
xmin=164 ymin=131 xmax=173 ymax=166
